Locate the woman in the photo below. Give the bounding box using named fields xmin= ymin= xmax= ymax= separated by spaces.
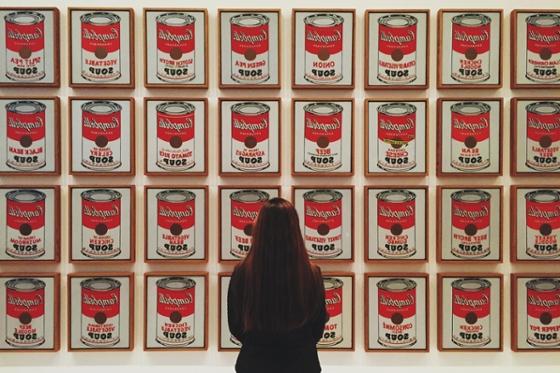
xmin=227 ymin=197 xmax=328 ymax=373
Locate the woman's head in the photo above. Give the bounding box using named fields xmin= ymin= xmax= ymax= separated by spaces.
xmin=240 ymin=197 xmax=318 ymax=332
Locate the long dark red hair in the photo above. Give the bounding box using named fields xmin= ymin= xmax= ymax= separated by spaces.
xmin=239 ymin=197 xmax=318 ymax=333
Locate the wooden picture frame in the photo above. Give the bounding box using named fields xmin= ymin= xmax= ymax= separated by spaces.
xmin=67 ymin=272 xmax=134 ymax=351
xmin=68 ymin=7 xmax=134 ymax=88
xmin=437 ymin=273 xmax=503 ymax=352
xmin=144 ymin=8 xmax=208 ymax=88
xmin=0 ymin=185 xmax=60 ymax=263
xmin=511 ymin=273 xmax=560 ymax=352
xmin=219 ymin=97 xmax=281 ymax=176
xmin=291 ymin=186 xmax=355 ymax=263
xmin=365 ymin=98 xmax=428 ymax=176
xmin=437 ymin=97 xmax=503 ymax=176
xmin=218 ymin=272 xmax=355 ymax=351
xmin=0 ymin=7 xmax=60 ymax=87
xmin=436 ymin=186 xmax=503 ymax=263
xmin=68 ymin=185 xmax=135 ymax=263
xmin=510 ymin=97 xmax=560 ymax=176
xmin=144 ymin=186 xmax=208 ymax=264
xmin=0 ymin=273 xmax=60 ymax=352
xmin=437 ymin=9 xmax=503 ymax=89
xmin=143 ymin=272 xmax=208 ymax=351
xmin=365 ymin=186 xmax=429 ymax=263
xmin=364 ymin=273 xmax=430 ymax=352
xmin=0 ymin=96 xmax=60 ymax=176
xmin=68 ymin=96 xmax=135 ymax=176
xmin=292 ymin=98 xmax=354 ymax=176
xmin=510 ymin=185 xmax=560 ymax=263
xmin=292 ymin=8 xmax=355 ymax=89
xmin=511 ymin=10 xmax=560 ymax=89
xmin=219 ymin=185 xmax=281 ymax=262
xmin=144 ymin=97 xmax=208 ymax=176
xmin=364 ymin=9 xmax=430 ymax=90
xmin=218 ymin=8 xmax=281 ymax=89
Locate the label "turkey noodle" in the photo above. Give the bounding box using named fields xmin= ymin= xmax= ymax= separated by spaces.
xmin=303 ymin=189 xmax=343 ymax=259
xmin=525 ymin=101 xmax=560 ymax=172
xmin=525 ymin=189 xmax=560 ymax=259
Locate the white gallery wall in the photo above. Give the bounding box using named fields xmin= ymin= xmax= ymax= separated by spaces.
xmin=1 ymin=0 xmax=560 ymax=370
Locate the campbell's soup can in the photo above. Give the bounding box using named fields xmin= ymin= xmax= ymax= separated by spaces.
xmin=303 ymin=190 xmax=343 ymax=259
xmin=156 ymin=190 xmax=196 ymax=259
xmin=526 ymin=278 xmax=560 ymax=347
xmin=377 ymin=14 xmax=417 ymax=84
xmin=230 ymin=190 xmax=269 ymax=258
xmin=156 ymin=101 xmax=195 ymax=171
xmin=451 ymin=278 xmax=491 ymax=347
xmin=81 ymin=101 xmax=122 ymax=171
xmin=526 ymin=101 xmax=560 ymax=172
xmin=4 ymin=11 xmax=45 ymax=82
xmin=377 ymin=278 xmax=417 ymax=348
xmin=156 ymin=277 xmax=196 ymax=346
xmin=80 ymin=12 xmax=121 ymax=82
xmin=304 ymin=14 xmax=344 ymax=84
xmin=231 ymin=102 xmax=270 ymax=172
xmin=230 ymin=14 xmax=270 ymax=84
xmin=6 ymin=100 xmax=46 ymax=171
xmin=526 ymin=14 xmax=560 ymax=83
xmin=376 ymin=190 xmax=416 ymax=259
xmin=377 ymin=103 xmax=416 ymax=172
xmin=80 ymin=278 xmax=120 ymax=347
xmin=5 ymin=278 xmax=45 ymax=347
xmin=5 ymin=189 xmax=45 ymax=259
xmin=450 ymin=102 xmax=491 ymax=172
xmin=451 ymin=190 xmax=491 ymax=259
xmin=525 ymin=190 xmax=560 ymax=259
xmin=156 ymin=13 xmax=196 ymax=83
xmin=303 ymin=102 xmax=343 ymax=172
xmin=230 ymin=334 xmax=242 ymax=346
xmin=319 ymin=277 xmax=343 ymax=346
xmin=80 ymin=189 xmax=121 ymax=259
xmin=451 ymin=14 xmax=491 ymax=83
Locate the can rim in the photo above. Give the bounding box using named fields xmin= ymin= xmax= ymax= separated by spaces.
xmin=450 ymin=102 xmax=492 ymax=116
xmin=451 ymin=278 xmax=491 ymax=291
xmin=230 ymin=189 xmax=270 ymax=203
xmin=156 ymin=189 xmax=196 ymax=203
xmin=304 ymin=13 xmax=344 ymax=27
xmin=230 ymin=13 xmax=269 ymax=27
xmin=80 ymin=12 xmax=121 ymax=25
xmin=5 ymin=11 xmax=45 ymax=25
xmin=451 ymin=13 xmax=491 ymax=27
xmin=526 ymin=278 xmax=560 ymax=291
xmin=80 ymin=277 xmax=121 ymax=291
xmin=378 ymin=14 xmax=418 ymax=28
xmin=303 ymin=189 xmax=343 ymax=203
xmin=376 ymin=189 xmax=416 ymax=203
xmin=156 ymin=276 xmax=196 ymax=290
xmin=451 ymin=189 xmax=491 ymax=203
xmin=156 ymin=12 xmax=196 ymax=26
xmin=376 ymin=278 xmax=417 ymax=291
xmin=6 ymin=278 xmax=46 ymax=291
xmin=81 ymin=101 xmax=122 ymax=115
xmin=525 ymin=189 xmax=560 ymax=203
xmin=6 ymin=100 xmax=47 ymax=114
xmin=378 ymin=102 xmax=417 ymax=116
xmin=156 ymin=101 xmax=196 ymax=115
xmin=526 ymin=13 xmax=560 ymax=27
xmin=526 ymin=101 xmax=560 ymax=115
xmin=6 ymin=189 xmax=46 ymax=203
xmin=303 ymin=102 xmax=344 ymax=116
xmin=80 ymin=188 xmax=122 ymax=202
xmin=231 ymin=102 xmax=270 ymax=116
xmin=323 ymin=277 xmax=344 ymax=290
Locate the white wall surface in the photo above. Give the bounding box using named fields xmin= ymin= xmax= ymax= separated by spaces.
xmin=1 ymin=0 xmax=560 ymax=372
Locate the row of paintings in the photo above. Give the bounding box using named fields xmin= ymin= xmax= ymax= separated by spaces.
xmin=2 ymin=97 xmax=559 ymax=176
xmin=0 ymin=185 xmax=558 ymax=263
xmin=1 ymin=8 xmax=559 ymax=89
xmin=1 ymin=272 xmax=558 ymax=352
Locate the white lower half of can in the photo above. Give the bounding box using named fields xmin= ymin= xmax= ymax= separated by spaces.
xmin=157 ymin=50 xmax=195 ymax=83
xmin=452 ymin=315 xmax=490 ymax=347
xmin=526 ymin=227 xmax=560 ymax=259
xmin=526 ymin=138 xmax=560 ymax=171
xmin=5 ymin=49 xmax=45 ymax=81
xmin=377 ymin=139 xmax=416 ymax=172
xmin=450 ymin=52 xmax=490 ymax=83
xmin=318 ymin=313 xmax=343 ymax=346
xmin=81 ymin=226 xmax=121 ymax=259
xmin=231 ymin=139 xmax=269 ymax=171
xmin=6 ymin=225 xmax=45 ymax=259
xmin=377 ymin=314 xmax=416 ymax=348
xmin=526 ymin=50 xmax=560 ymax=83
xmin=81 ymin=314 xmax=120 ymax=347
xmin=304 ymin=52 xmax=342 ymax=84
xmin=6 ymin=138 xmax=46 ymax=171
xmin=157 ymin=138 xmax=195 ymax=171
xmin=82 ymin=140 xmax=121 ymax=171
xmin=156 ymin=313 xmax=195 ymax=346
xmin=156 ymin=226 xmax=195 ymax=258
xmin=81 ymin=50 xmax=121 ymax=82
xmin=377 ymin=52 xmax=417 ymax=84
xmin=451 ymin=140 xmax=489 ymax=171
xmin=231 ymin=51 xmax=269 ymax=84
xmin=451 ymin=226 xmax=490 ymax=259
xmin=527 ymin=315 xmax=560 ymax=347
xmin=5 ymin=314 xmax=45 ymax=347
xmin=377 ymin=226 xmax=416 ymax=259
xmin=230 ymin=226 xmax=250 ymax=259
xmin=303 ymin=139 xmax=341 ymax=172
xmin=304 ymin=225 xmax=342 ymax=258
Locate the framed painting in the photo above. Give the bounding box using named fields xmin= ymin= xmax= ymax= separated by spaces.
xmin=365 ymin=273 xmax=429 ymax=351
xmin=365 ymin=186 xmax=428 ymax=262
xmin=0 ymin=97 xmax=60 ymax=176
xmin=0 ymin=7 xmax=59 ymax=87
xmin=144 ymin=97 xmax=207 ymax=176
xmin=144 ymin=272 xmax=208 ymax=351
xmin=365 ymin=99 xmax=428 ymax=176
xmin=292 ymin=9 xmax=355 ymax=89
xmin=365 ymin=10 xmax=429 ymax=89
xmin=292 ymin=186 xmax=354 ymax=262
xmin=69 ymin=8 xmax=134 ymax=88
xmin=437 ymin=186 xmax=503 ymax=263
xmin=144 ymin=8 xmax=208 ymax=88
xmin=0 ymin=186 xmax=60 ymax=263
xmin=219 ymin=98 xmax=281 ymax=176
xmin=218 ymin=9 xmax=280 ymax=89
xmin=144 ymin=186 xmax=207 ymax=263
xmin=437 ymin=9 xmax=502 ymax=89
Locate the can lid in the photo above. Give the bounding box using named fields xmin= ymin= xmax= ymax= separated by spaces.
xmin=451 ymin=278 xmax=491 ymax=291
xmin=451 ymin=189 xmax=491 ymax=203
xmin=526 ymin=278 xmax=560 ymax=291
xmin=525 ymin=189 xmax=560 ymax=203
xmin=377 ymin=278 xmax=417 ymax=291
xmin=156 ymin=101 xmax=195 ymax=116
xmin=451 ymin=13 xmax=491 ymax=27
xmin=5 ymin=11 xmax=45 ymax=25
xmin=230 ymin=189 xmax=270 ymax=203
xmin=304 ymin=102 xmax=343 ymax=116
xmin=230 ymin=13 xmax=269 ymax=27
xmin=304 ymin=13 xmax=344 ymax=27
xmin=81 ymin=12 xmax=121 ymax=25
xmin=80 ymin=277 xmax=121 ymax=291
xmin=526 ymin=13 xmax=560 ymax=27
xmin=323 ymin=277 xmax=344 ymax=290
xmin=378 ymin=102 xmax=416 ymax=116
xmin=303 ymin=189 xmax=343 ymax=203
xmin=6 ymin=100 xmax=47 ymax=114
xmin=6 ymin=189 xmax=46 ymax=203
xmin=526 ymin=101 xmax=560 ymax=116
xmin=378 ymin=14 xmax=418 ymax=27
xmin=156 ymin=189 xmax=196 ymax=203
xmin=6 ymin=278 xmax=46 ymax=291
xmin=81 ymin=189 xmax=122 ymax=202
xmin=376 ymin=189 xmax=416 ymax=203
xmin=82 ymin=101 xmax=122 ymax=115
xmin=156 ymin=12 xmax=195 ymax=26
xmin=156 ymin=276 xmax=196 ymax=290
xmin=231 ymin=102 xmax=270 ymax=116
xmin=450 ymin=102 xmax=491 ymax=116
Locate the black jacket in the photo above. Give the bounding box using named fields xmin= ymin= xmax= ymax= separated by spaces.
xmin=227 ymin=265 xmax=328 ymax=373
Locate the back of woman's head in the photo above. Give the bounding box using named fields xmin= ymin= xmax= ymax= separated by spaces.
xmin=240 ymin=197 xmax=318 ymax=333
